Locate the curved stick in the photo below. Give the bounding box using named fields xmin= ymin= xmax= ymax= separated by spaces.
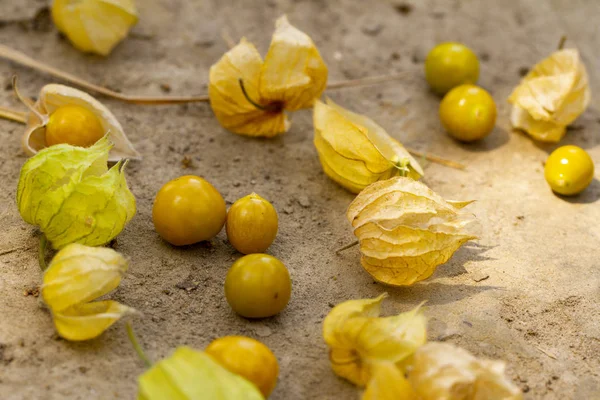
xmin=0 ymin=44 xmax=210 ymax=104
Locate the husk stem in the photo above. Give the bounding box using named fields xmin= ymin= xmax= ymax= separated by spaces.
xmin=126 ymin=322 xmax=152 ymax=368
xmin=406 ymin=148 xmax=466 ymax=170
xmin=38 ymin=235 xmax=47 ymax=271
xmin=335 ymin=240 xmax=359 ymax=254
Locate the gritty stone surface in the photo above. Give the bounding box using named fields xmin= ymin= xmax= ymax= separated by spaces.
xmin=0 ymin=0 xmax=599 ymax=399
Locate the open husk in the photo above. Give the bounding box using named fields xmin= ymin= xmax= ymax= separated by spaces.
xmin=21 ymin=84 xmax=140 ymax=161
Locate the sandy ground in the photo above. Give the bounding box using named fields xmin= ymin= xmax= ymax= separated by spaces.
xmin=0 ymin=0 xmax=599 ymax=399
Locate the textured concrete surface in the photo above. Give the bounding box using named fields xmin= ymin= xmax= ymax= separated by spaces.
xmin=0 ymin=0 xmax=599 ymax=399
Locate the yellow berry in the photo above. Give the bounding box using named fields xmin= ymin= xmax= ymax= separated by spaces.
xmin=45 ymin=105 xmax=104 ymax=147
xmin=425 ymin=42 xmax=480 ymax=95
xmin=439 ymin=84 xmax=496 ymax=142
xmin=225 ymin=254 xmax=291 ymax=319
xmin=544 ymin=145 xmax=594 ymax=196
xmin=226 ymin=193 xmax=278 ymax=254
xmin=206 ymin=336 xmax=279 ymax=397
xmin=152 ymin=176 xmax=226 ymax=246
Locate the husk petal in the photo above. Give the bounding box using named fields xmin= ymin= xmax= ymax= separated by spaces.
xmin=53 ymin=300 xmax=134 ymax=341
xmin=259 ymin=15 xmax=328 ymax=111
xmin=314 ymin=99 xmax=423 ymax=193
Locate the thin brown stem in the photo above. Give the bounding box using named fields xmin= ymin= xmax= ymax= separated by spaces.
xmin=238 ymin=79 xmax=267 ymax=111
xmin=406 ymin=148 xmax=466 ymax=170
xmin=0 ymin=44 xmax=209 ymax=104
xmin=13 ymin=76 xmax=46 ymax=123
xmin=327 ymin=73 xmax=409 ymax=90
xmin=558 ymin=35 xmax=567 ymax=50
xmin=336 ymin=240 xmax=359 ymax=255
xmin=0 ymin=105 xmax=27 ymax=124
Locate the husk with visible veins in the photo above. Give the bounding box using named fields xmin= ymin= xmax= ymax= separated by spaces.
xmin=347 ymin=177 xmax=477 ymax=286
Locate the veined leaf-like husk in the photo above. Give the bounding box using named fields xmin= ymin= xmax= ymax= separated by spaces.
xmin=508 ymin=48 xmax=590 ymax=142
xmin=347 ymin=177 xmax=476 ymax=286
xmin=408 ymin=343 xmax=522 ymax=400
xmin=209 ymin=15 xmax=327 ymax=137
xmin=41 ymin=243 xmax=133 ymax=341
xmin=17 ymin=136 xmax=137 ymax=249
xmin=24 ymin=84 xmax=140 ymax=161
xmin=314 ymin=98 xmax=423 ymax=193
xmin=323 ymin=294 xmax=426 ymax=388
xmin=137 ymin=347 xmax=265 ymax=400
xmin=51 ymin=0 xmax=138 ymax=56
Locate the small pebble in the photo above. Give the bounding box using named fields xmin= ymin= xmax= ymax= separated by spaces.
xmin=298 ymin=195 xmax=311 ymax=208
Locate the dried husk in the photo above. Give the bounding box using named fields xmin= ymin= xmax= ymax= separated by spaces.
xmin=508 ymin=48 xmax=590 ymax=142
xmin=314 ymin=98 xmax=423 ymax=193
xmin=23 ymin=84 xmax=140 ymax=161
xmin=209 ymin=15 xmax=327 ymax=137
xmin=408 ymin=342 xmax=523 ymax=400
xmin=347 ymin=177 xmax=477 ymax=286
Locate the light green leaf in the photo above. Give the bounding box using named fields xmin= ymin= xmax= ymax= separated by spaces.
xmin=138 ymin=347 xmax=265 ymax=400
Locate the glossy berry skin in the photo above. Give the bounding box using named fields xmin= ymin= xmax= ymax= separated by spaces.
xmin=152 ymin=175 xmax=226 ymax=246
xmin=227 ymin=193 xmax=278 ymax=254
xmin=425 ymin=42 xmax=480 ymax=95
xmin=224 ymin=254 xmax=291 ymax=319
xmin=544 ymin=145 xmax=594 ymax=196
xmin=45 ymin=105 xmax=104 ymax=147
xmin=206 ymin=336 xmax=279 ymax=397
xmin=439 ymin=84 xmax=496 ymax=142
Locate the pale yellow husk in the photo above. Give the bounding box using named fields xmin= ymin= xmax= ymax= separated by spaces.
xmin=209 ymin=15 xmax=327 ymax=137
xmin=41 ymin=244 xmax=134 ymax=341
xmin=24 ymin=84 xmax=140 ymax=161
xmin=313 ymin=98 xmax=423 ymax=193
xmin=347 ymin=177 xmax=477 ymax=286
xmin=508 ymin=48 xmax=590 ymax=142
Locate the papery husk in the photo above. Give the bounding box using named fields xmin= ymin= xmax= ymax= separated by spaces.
xmin=408 ymin=342 xmax=523 ymax=400
xmin=508 ymin=48 xmax=590 ymax=142
xmin=347 ymin=177 xmax=477 ymax=286
xmin=314 ymin=98 xmax=423 ymax=193
xmin=137 ymin=347 xmax=265 ymax=400
xmin=23 ymin=84 xmax=140 ymax=161
xmin=209 ymin=15 xmax=327 ymax=137
xmin=323 ymin=294 xmax=427 ymax=388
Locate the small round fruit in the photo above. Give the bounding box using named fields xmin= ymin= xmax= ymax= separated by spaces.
xmin=206 ymin=336 xmax=279 ymax=397
xmin=227 ymin=193 xmax=278 ymax=254
xmin=152 ymin=175 xmax=226 ymax=246
xmin=439 ymin=84 xmax=496 ymax=142
xmin=425 ymin=42 xmax=480 ymax=95
xmin=45 ymin=105 xmax=104 ymax=147
xmin=544 ymin=145 xmax=594 ymax=196
xmin=225 ymin=254 xmax=291 ymax=318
